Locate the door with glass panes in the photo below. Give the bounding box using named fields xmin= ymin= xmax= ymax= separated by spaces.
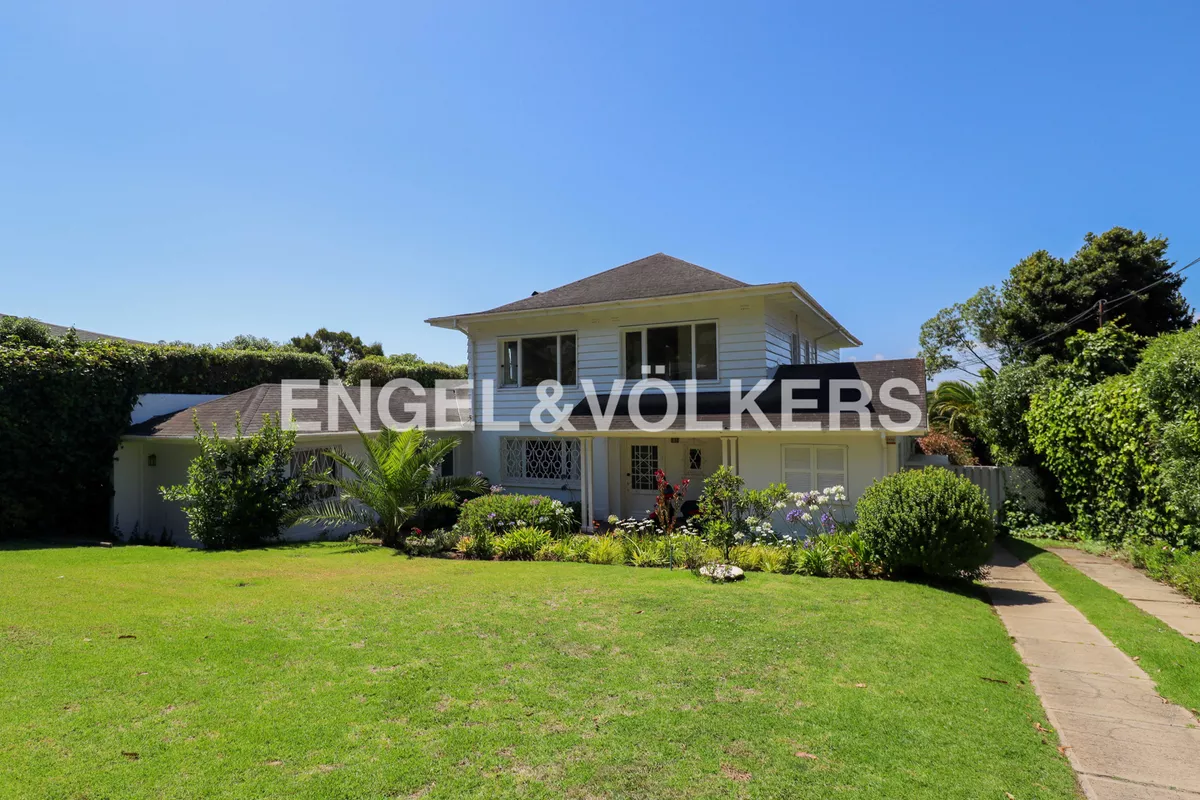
xmin=622 ymin=441 xmax=662 ymax=518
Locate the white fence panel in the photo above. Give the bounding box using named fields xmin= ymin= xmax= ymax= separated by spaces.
xmin=945 ymin=466 xmax=1006 ymax=513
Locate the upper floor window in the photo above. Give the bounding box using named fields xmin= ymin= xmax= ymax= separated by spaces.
xmin=623 ymin=322 xmax=717 ymax=381
xmin=500 ymin=334 xmax=577 ymax=387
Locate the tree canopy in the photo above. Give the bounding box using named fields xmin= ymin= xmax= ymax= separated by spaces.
xmin=289 ymin=328 xmax=384 ymax=378
xmin=919 ymin=227 xmax=1192 ymax=376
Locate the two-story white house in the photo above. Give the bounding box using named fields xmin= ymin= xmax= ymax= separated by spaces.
xmin=427 ymin=253 xmax=927 ymax=526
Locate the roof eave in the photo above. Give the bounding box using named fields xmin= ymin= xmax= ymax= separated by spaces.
xmin=426 ymin=283 xmax=859 ymax=343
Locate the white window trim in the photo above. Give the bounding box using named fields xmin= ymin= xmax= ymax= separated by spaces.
xmin=497 ymin=332 xmax=578 ymax=388
xmin=501 ymin=436 xmax=581 ymax=488
xmin=620 ymin=319 xmax=720 ymax=382
xmin=781 ymin=443 xmax=849 ymax=499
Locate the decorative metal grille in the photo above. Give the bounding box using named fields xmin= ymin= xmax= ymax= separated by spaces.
xmin=501 ymin=438 xmax=580 ymax=485
xmin=687 ymin=447 xmax=703 ymax=472
xmin=630 ymin=445 xmax=659 ymax=491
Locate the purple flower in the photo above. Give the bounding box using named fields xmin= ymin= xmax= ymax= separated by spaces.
xmin=786 ymin=509 xmax=805 ymax=524
xmin=821 ymin=512 xmax=835 ymax=534
xmin=487 ymin=512 xmax=497 ymax=520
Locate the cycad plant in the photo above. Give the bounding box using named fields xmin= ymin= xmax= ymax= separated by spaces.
xmin=287 ymin=427 xmax=486 ymax=549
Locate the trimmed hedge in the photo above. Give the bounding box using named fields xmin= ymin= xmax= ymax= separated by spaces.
xmin=855 ymin=468 xmax=995 ymax=579
xmin=138 ymin=345 xmax=335 ymax=393
xmin=0 ymin=337 xmax=335 ymax=539
xmin=345 ymin=355 xmax=466 ymax=388
xmin=0 ymin=341 xmax=142 ymax=537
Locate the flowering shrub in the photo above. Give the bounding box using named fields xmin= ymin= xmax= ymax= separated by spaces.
xmin=916 ymin=431 xmax=979 ymax=466
xmin=455 ymin=493 xmax=577 ymax=538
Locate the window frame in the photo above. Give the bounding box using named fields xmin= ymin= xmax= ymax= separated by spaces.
xmin=620 ymin=319 xmax=720 ymax=382
xmin=780 ymin=444 xmax=849 ymax=499
xmin=500 ymin=436 xmax=581 ymax=488
xmin=497 ymin=332 xmax=578 ymax=388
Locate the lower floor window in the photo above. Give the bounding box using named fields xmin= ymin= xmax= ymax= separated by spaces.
xmin=502 ymin=437 xmax=580 ymax=486
xmin=782 ymin=444 xmax=847 ymax=493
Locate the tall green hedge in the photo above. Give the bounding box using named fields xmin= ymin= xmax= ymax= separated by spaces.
xmin=1025 ymin=326 xmax=1200 ymax=547
xmin=0 ymin=338 xmax=336 ymax=539
xmin=0 ymin=341 xmax=143 ymax=537
xmin=345 ymin=355 xmax=466 ymax=387
xmin=138 ymin=345 xmax=335 ymax=393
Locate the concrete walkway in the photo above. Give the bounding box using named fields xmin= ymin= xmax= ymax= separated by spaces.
xmin=1050 ymin=547 xmax=1200 ymax=644
xmin=985 ymin=547 xmax=1200 ymax=799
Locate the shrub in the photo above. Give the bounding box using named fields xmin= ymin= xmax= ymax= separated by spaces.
xmin=344 ymin=355 xmax=467 ymax=388
xmin=586 ymin=537 xmax=625 ymax=565
xmin=1134 ymin=326 xmax=1200 ymax=421
xmin=495 ymin=527 xmax=553 ymax=560
xmin=455 ymin=493 xmax=577 ymax=538
xmin=134 ymin=344 xmax=335 ymax=393
xmin=406 ymin=528 xmax=458 ymax=556
xmin=1027 ymin=373 xmax=1171 ymax=544
xmin=1128 ymin=540 xmax=1200 ymax=602
xmin=160 ymin=413 xmax=310 ymax=549
xmin=855 ymin=468 xmax=995 ymax=579
xmin=623 ymin=536 xmax=667 ymax=567
xmin=0 ymin=340 xmax=144 ymax=538
xmin=456 ymin=529 xmax=495 ymax=560
xmin=915 ymin=431 xmax=978 ymax=466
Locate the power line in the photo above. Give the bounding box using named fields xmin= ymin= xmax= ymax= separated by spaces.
xmin=1011 ymin=254 xmax=1197 ymax=352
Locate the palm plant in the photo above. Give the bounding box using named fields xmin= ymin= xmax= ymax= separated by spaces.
xmin=928 ymin=380 xmax=980 ymax=436
xmin=287 ymin=427 xmax=486 ymax=549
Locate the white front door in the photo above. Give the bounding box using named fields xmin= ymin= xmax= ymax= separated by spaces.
xmin=622 ymin=441 xmax=661 ymax=519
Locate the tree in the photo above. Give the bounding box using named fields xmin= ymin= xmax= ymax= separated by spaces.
xmin=0 ymin=316 xmax=58 ymax=347
xmin=160 ymin=413 xmax=310 ymax=549
xmin=287 ymin=428 xmax=486 ymax=549
xmin=919 ymin=227 xmax=1192 ymax=375
xmin=218 ymin=334 xmax=289 ymax=351
xmin=290 ymin=328 xmax=384 ymax=377
xmin=917 ymin=287 xmax=1002 ymax=376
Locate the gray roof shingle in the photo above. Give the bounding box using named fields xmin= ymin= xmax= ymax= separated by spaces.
xmin=126 ymin=382 xmax=471 ymax=439
xmin=454 ymin=253 xmax=751 ymax=317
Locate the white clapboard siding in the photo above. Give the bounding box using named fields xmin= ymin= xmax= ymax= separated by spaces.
xmin=464 ymin=293 xmax=846 ymax=421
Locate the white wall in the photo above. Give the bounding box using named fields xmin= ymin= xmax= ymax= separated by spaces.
xmin=113 ymin=431 xmax=472 ymax=547
xmin=467 ymin=296 xmax=773 ymax=423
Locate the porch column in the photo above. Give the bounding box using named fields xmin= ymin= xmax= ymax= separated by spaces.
xmin=720 ymin=436 xmax=739 ymax=476
xmin=580 ymin=437 xmax=595 ymax=531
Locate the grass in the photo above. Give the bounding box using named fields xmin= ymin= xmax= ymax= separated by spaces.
xmin=0 ymin=542 xmax=1079 ymax=799
xmin=1006 ymin=537 xmax=1200 ymax=715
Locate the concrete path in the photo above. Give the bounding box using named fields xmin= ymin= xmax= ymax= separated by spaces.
xmin=1050 ymin=547 xmax=1200 ymax=644
xmin=985 ymin=547 xmax=1200 ymax=799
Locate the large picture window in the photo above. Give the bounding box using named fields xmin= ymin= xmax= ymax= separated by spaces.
xmin=782 ymin=445 xmax=847 ymax=494
xmin=499 ymin=333 xmax=577 ymax=387
xmin=623 ymin=322 xmax=717 ymax=381
xmin=501 ymin=437 xmax=581 ymax=486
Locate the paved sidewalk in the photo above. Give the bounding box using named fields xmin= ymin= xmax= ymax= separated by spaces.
xmin=1050 ymin=547 xmax=1200 ymax=643
xmin=985 ymin=547 xmax=1200 ymax=799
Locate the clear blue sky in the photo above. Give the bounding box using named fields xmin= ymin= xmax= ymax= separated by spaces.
xmin=3 ymin=1 xmax=1197 ymax=366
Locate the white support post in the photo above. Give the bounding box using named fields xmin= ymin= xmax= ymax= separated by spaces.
xmin=720 ymin=436 xmax=739 ymax=475
xmin=580 ymin=438 xmax=594 ymax=532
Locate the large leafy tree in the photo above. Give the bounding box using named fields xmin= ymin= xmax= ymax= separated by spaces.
xmin=288 ymin=428 xmax=486 ymax=549
xmin=290 ymin=328 xmax=384 ymax=378
xmin=920 ymin=227 xmax=1192 ymax=376
xmin=994 ymin=228 xmax=1191 ymax=361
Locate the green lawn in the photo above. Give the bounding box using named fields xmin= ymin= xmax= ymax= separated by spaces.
xmin=0 ymin=543 xmax=1078 ymax=799
xmin=1007 ymin=537 xmax=1200 ymax=716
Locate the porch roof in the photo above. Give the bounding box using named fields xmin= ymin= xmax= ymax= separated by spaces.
xmin=565 ymin=359 xmax=927 ymax=434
